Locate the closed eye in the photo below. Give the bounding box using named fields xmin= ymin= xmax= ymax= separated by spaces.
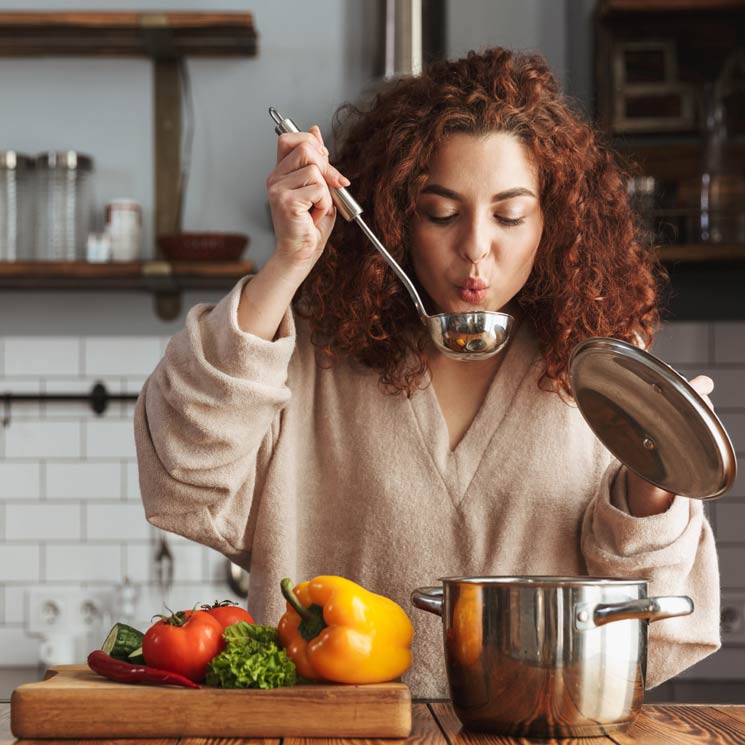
xmin=497 ymin=216 xmax=524 ymax=227
xmin=425 ymin=213 xmax=525 ymax=227
xmin=427 ymin=214 xmax=457 ymax=225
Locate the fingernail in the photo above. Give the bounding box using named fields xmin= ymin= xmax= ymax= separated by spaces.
xmin=340 ymin=175 xmax=351 ymax=187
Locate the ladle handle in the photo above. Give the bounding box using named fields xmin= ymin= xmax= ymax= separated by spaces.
xmin=268 ymin=107 xmax=362 ymax=222
xmin=267 ymin=107 xmax=429 ymax=320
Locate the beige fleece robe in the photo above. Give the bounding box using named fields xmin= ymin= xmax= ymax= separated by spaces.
xmin=134 ymin=276 xmax=720 ymax=698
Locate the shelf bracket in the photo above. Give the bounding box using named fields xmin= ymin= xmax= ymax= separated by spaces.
xmin=154 ymin=58 xmax=182 ymax=242
xmin=154 ymin=290 xmax=182 ymax=320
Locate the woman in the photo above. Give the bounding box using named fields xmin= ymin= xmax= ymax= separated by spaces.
xmin=135 ymin=48 xmax=720 ymax=697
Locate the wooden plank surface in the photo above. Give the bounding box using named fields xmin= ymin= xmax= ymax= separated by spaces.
xmin=283 ymin=703 xmax=443 ymax=745
xmin=616 ymin=704 xmax=745 ymax=743
xmin=429 ymin=701 xmax=614 ymax=743
xmin=182 ymin=738 xmax=278 ymax=745
xmin=4 ymin=699 xmax=745 ymax=743
xmin=714 ymin=705 xmax=745 ymax=725
xmin=10 ymin=666 xmax=411 ymax=739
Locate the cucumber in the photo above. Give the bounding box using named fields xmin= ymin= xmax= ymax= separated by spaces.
xmin=127 ymin=645 xmax=145 ymax=665
xmin=101 ymin=623 xmax=144 ymax=661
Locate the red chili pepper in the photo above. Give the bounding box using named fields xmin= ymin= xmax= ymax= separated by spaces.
xmin=87 ymin=650 xmax=201 ymax=689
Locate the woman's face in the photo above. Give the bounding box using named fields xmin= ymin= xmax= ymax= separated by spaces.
xmin=411 ymin=131 xmax=543 ymax=315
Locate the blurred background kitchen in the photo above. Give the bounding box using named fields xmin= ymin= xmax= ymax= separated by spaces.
xmin=0 ymin=0 xmax=743 ymax=702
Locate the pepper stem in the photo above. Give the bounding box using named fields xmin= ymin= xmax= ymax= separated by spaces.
xmin=280 ymin=578 xmax=313 ymax=621
xmin=280 ymin=577 xmax=327 ymax=641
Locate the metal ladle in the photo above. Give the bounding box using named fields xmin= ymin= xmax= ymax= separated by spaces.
xmin=269 ymin=108 xmax=514 ymax=360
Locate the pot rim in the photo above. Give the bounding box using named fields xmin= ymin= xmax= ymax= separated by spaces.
xmin=437 ymin=575 xmax=650 ymax=587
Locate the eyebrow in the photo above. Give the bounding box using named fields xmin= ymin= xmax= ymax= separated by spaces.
xmin=420 ymin=184 xmax=537 ymax=202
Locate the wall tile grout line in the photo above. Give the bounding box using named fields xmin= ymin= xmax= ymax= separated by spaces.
xmin=121 ymin=461 xmax=128 ymax=502
xmin=709 ymin=321 xmax=716 ymax=365
xmin=39 ymin=544 xmax=45 ymax=583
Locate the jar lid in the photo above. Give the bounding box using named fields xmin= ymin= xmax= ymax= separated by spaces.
xmin=36 ymin=151 xmax=94 ymax=170
xmin=106 ymin=198 xmax=141 ymax=211
xmin=0 ymin=151 xmax=34 ymax=169
xmin=569 ymin=337 xmax=737 ymax=499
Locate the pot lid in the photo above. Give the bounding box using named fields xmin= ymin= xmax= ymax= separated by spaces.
xmin=569 ymin=337 xmax=736 ymax=500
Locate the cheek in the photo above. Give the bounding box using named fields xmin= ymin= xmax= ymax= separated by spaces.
xmin=410 ymin=225 xmax=449 ymax=272
xmin=512 ymin=221 xmax=543 ymax=266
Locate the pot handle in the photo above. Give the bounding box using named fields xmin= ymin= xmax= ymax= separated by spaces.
xmin=411 ymin=586 xmax=444 ymax=616
xmin=576 ymin=595 xmax=694 ymax=630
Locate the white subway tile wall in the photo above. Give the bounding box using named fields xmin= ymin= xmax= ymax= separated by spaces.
xmin=0 ymin=322 xmax=743 ymax=669
xmin=0 ymin=334 xmax=245 ymax=666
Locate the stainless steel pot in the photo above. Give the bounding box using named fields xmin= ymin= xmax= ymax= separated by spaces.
xmin=412 ymin=576 xmax=693 ymax=738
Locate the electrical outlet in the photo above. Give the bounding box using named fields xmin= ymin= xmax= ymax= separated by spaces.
xmin=27 ymin=589 xmax=70 ymax=635
xmin=27 ymin=588 xmax=113 ymax=636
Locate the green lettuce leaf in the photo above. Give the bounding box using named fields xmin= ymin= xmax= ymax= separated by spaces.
xmin=205 ymin=622 xmax=296 ymax=689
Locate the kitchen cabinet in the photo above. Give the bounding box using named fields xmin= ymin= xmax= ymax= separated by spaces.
xmin=3 ymin=700 xmax=745 ymax=743
xmin=595 ymin=0 xmax=745 ymax=320
xmin=0 ymin=12 xmax=257 ymax=319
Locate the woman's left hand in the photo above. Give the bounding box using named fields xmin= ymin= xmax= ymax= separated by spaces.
xmin=625 ymin=374 xmax=714 ymax=517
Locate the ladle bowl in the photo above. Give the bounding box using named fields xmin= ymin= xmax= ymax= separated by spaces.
xmin=269 ymin=107 xmax=515 ymax=360
xmin=426 ymin=310 xmax=514 ymax=360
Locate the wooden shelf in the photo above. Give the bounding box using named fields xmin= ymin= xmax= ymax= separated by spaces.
xmin=658 ymin=243 xmax=745 ymax=263
xmin=0 ymin=260 xmax=254 ymax=288
xmin=0 ymin=261 xmax=254 ymax=319
xmin=0 ymin=11 xmax=260 ymax=303
xmin=598 ymin=0 xmax=745 ymax=16
xmin=0 ymin=12 xmax=257 ymax=58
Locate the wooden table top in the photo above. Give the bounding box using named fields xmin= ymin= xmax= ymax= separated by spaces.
xmin=2 ymin=701 xmax=745 ymax=744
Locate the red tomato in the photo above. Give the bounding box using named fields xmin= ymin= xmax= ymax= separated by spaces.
xmin=142 ymin=609 xmax=224 ymax=682
xmin=201 ymin=600 xmax=255 ymax=629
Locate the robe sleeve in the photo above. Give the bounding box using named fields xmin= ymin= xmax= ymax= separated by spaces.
xmin=134 ymin=276 xmax=296 ymax=566
xmin=581 ymin=463 xmax=721 ymax=688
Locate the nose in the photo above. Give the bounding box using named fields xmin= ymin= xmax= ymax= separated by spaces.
xmin=458 ymin=216 xmax=491 ymax=265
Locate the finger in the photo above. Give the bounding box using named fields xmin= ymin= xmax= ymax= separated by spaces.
xmin=279 ymin=181 xmax=334 ymax=221
xmin=272 ymin=142 xmax=350 ymax=189
xmin=276 ymin=131 xmax=326 ymax=163
xmin=689 ymin=375 xmax=715 ymax=410
xmin=309 ymin=124 xmax=327 ymax=153
xmin=270 ymin=164 xmax=334 ymax=213
xmin=310 ymin=202 xmax=336 ymax=226
xmin=689 ymin=375 xmax=714 ymax=397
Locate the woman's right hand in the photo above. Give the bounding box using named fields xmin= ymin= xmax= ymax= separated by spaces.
xmin=266 ymin=125 xmax=350 ymax=274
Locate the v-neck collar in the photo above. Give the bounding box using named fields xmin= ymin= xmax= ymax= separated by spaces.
xmin=408 ymin=321 xmax=541 ymax=508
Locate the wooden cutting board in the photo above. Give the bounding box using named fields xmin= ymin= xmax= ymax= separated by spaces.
xmin=10 ymin=665 xmax=412 ymax=739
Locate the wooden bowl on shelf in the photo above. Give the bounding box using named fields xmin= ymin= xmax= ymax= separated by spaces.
xmin=157 ymin=232 xmax=249 ymax=262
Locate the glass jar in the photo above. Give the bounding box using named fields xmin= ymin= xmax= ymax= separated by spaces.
xmin=35 ymin=151 xmax=94 ymax=261
xmin=0 ymin=151 xmax=35 ymax=261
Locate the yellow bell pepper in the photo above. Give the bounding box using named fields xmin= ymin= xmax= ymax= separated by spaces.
xmin=277 ymin=575 xmax=414 ymax=684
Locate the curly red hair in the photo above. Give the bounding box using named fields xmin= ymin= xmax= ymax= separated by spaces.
xmin=295 ymin=47 xmax=665 ymax=395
